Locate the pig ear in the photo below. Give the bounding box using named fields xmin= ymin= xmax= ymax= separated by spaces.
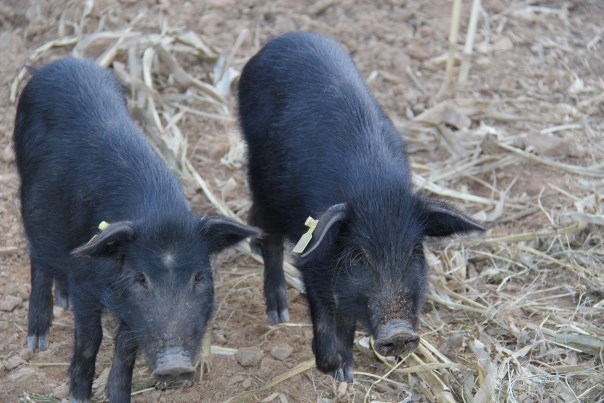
xmin=200 ymin=216 xmax=262 ymax=254
xmin=423 ymin=201 xmax=485 ymax=238
xmin=71 ymin=221 xmax=136 ymax=257
xmin=300 ymin=203 xmax=347 ymax=259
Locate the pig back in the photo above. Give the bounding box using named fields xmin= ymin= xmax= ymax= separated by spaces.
xmin=239 ymin=32 xmax=410 ymax=240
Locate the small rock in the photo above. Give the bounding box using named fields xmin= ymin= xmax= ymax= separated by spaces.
xmin=8 ymin=366 xmax=36 ymax=382
xmin=17 ymin=284 xmax=31 ymax=301
xmin=53 ymin=383 xmax=69 ymax=398
xmin=242 ymin=378 xmax=252 ymax=389
xmin=337 ymin=381 xmax=349 ymax=398
xmin=212 ymin=329 xmax=227 ymax=345
xmin=0 ymin=295 xmax=22 ymax=312
xmin=523 ymin=133 xmax=564 ymax=156
xmin=235 ymin=346 xmax=263 ymax=367
xmin=19 ymin=348 xmax=33 ymax=361
xmin=492 ymin=36 xmax=513 ymax=51
xmin=5 ymin=355 xmax=25 ymax=371
xmin=227 ymin=374 xmax=245 ymax=385
xmin=2 ymin=144 xmax=14 ymax=163
xmin=270 ymin=344 xmax=294 ymax=361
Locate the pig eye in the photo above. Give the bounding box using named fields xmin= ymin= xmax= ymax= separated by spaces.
xmin=134 ymin=272 xmax=148 ymax=290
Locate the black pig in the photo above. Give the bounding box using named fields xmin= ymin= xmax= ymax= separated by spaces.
xmin=13 ymin=57 xmax=259 ymax=402
xmin=238 ymin=32 xmax=484 ymax=381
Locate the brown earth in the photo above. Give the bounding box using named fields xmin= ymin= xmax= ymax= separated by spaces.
xmin=1 ymin=0 xmax=603 ymax=402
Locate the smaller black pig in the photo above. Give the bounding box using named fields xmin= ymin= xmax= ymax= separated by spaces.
xmin=14 ymin=57 xmax=259 ymax=402
xmin=238 ymin=32 xmax=484 ymax=382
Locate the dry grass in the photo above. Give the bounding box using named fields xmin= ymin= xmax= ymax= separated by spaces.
xmin=9 ymin=1 xmax=604 ymax=402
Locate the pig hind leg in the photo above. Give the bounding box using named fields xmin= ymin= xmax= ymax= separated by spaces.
xmin=249 ymin=204 xmax=289 ymax=325
xmin=54 ymin=271 xmax=69 ymax=309
xmin=27 ymin=258 xmax=54 ymax=351
xmin=261 ymin=233 xmax=289 ymax=325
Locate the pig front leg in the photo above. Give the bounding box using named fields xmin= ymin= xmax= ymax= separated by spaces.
xmin=105 ymin=323 xmax=137 ymax=403
xmin=308 ymin=290 xmax=355 ymax=382
xmin=68 ymin=301 xmax=103 ymax=403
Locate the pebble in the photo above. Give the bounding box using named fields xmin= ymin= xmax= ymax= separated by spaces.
xmin=242 ymin=378 xmax=252 ymax=389
xmin=235 ymin=346 xmax=263 ymax=367
xmin=0 ymin=295 xmax=22 ymax=312
xmin=270 ymin=344 xmax=294 ymax=361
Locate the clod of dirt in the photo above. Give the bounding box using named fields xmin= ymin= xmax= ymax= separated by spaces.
xmin=212 ymin=329 xmax=227 ymax=345
xmin=227 ymin=374 xmax=245 ymax=385
xmin=53 ymin=383 xmax=68 ymax=399
xmin=260 ymin=357 xmax=278 ymax=373
xmin=8 ymin=367 xmax=36 ymax=382
xmin=337 ymin=381 xmax=348 ymax=398
xmin=270 ymin=344 xmax=294 ymax=361
xmin=241 ymin=378 xmax=252 ymax=389
xmin=236 ymin=346 xmax=263 ymax=367
xmin=0 ymin=295 xmax=22 ymax=312
xmin=5 ymin=355 xmax=24 ymax=371
xmin=19 ymin=348 xmax=33 ymax=361
xmin=523 ymin=133 xmax=587 ymax=158
xmin=492 ymin=36 xmax=514 ymax=52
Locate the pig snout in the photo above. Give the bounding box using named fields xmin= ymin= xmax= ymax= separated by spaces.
xmin=374 ymin=320 xmax=419 ymax=357
xmin=152 ymin=347 xmax=196 ymax=382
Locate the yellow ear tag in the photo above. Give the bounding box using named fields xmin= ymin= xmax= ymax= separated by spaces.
xmin=85 ymin=221 xmax=110 ymax=245
xmin=292 ymin=216 xmax=318 ymax=254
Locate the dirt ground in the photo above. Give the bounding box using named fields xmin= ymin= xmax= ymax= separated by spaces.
xmin=1 ymin=0 xmax=603 ymax=402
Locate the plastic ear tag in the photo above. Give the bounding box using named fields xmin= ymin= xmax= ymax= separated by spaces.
xmin=85 ymin=221 xmax=110 ymax=245
xmin=292 ymin=216 xmax=318 ymax=254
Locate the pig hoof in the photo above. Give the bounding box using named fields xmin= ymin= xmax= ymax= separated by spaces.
xmin=334 ymin=365 xmax=354 ymax=383
xmin=267 ymin=309 xmax=289 ymax=325
xmin=27 ymin=334 xmax=49 ymax=351
xmin=343 ymin=365 xmax=354 ymax=383
xmin=279 ymin=309 xmax=289 ymax=322
xmin=267 ymin=310 xmax=280 ymax=325
xmin=38 ymin=334 xmax=49 ymax=350
xmin=55 ymin=294 xmax=69 ymax=310
xmin=69 ymin=395 xmax=91 ymax=403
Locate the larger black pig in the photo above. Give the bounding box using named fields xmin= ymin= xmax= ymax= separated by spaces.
xmin=13 ymin=57 xmax=259 ymax=402
xmin=238 ymin=32 xmax=484 ymax=381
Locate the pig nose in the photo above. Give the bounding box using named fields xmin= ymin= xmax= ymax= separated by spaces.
xmin=374 ymin=320 xmax=419 ymax=357
xmin=152 ymin=347 xmax=196 ymax=382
